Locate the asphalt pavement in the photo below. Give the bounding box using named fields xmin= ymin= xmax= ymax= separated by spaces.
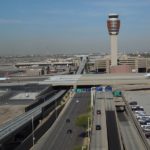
xmin=32 ymin=92 xmax=90 ymax=150
xmin=90 ymin=92 xmax=108 ymax=150
xmin=124 ymin=91 xmax=150 ymax=114
xmin=117 ymin=112 xmax=147 ymax=150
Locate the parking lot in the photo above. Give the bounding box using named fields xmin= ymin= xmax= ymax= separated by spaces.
xmin=124 ymin=90 xmax=150 ymax=140
xmin=124 ymin=91 xmax=150 ymax=114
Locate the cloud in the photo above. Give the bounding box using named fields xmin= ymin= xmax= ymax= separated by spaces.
xmin=0 ymin=19 xmax=23 ymax=24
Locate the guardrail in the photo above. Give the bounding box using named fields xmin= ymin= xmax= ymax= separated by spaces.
xmin=122 ymin=93 xmax=150 ymax=150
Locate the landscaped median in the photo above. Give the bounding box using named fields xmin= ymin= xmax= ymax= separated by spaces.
xmin=74 ymin=101 xmax=92 ymax=150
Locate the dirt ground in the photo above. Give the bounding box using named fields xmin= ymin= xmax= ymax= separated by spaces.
xmin=0 ymin=105 xmax=26 ymax=125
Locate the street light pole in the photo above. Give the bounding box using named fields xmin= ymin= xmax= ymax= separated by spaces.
xmin=55 ymin=100 xmax=57 ymax=119
xmin=82 ymin=146 xmax=86 ymax=150
xmin=87 ymin=117 xmax=90 ymax=150
xmin=32 ymin=116 xmax=35 ymax=146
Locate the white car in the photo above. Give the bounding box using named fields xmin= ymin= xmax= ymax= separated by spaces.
xmin=135 ymin=111 xmax=146 ymax=115
xmin=144 ymin=73 xmax=150 ymax=79
xmin=142 ymin=125 xmax=150 ymax=132
xmin=136 ymin=115 xmax=150 ymax=120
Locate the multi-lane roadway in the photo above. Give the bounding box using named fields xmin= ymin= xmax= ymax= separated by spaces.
xmin=117 ymin=112 xmax=147 ymax=150
xmin=90 ymin=92 xmax=108 ymax=150
xmin=32 ymin=92 xmax=90 ymax=150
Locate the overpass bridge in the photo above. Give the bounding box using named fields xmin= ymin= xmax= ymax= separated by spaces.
xmin=1 ymin=56 xmax=150 ymax=150
xmin=0 ymin=90 xmax=66 ymax=143
xmin=37 ymin=73 xmax=150 ymax=87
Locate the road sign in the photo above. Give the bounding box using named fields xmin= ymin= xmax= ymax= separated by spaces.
xmin=105 ymin=86 xmax=112 ymax=92
xmin=74 ymin=86 xmax=112 ymax=93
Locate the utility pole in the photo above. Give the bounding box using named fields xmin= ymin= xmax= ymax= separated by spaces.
xmin=32 ymin=116 xmax=35 ymax=146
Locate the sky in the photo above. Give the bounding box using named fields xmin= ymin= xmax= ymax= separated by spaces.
xmin=0 ymin=0 xmax=150 ymax=56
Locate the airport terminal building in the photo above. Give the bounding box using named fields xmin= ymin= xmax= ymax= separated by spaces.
xmin=88 ymin=55 xmax=150 ymax=73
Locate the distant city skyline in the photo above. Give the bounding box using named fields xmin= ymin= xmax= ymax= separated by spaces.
xmin=0 ymin=0 xmax=150 ymax=56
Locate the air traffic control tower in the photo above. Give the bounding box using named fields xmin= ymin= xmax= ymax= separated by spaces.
xmin=107 ymin=13 xmax=120 ymax=66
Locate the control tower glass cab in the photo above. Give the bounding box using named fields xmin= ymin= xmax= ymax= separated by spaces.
xmin=107 ymin=14 xmax=120 ymax=35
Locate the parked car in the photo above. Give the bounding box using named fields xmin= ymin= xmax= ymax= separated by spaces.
xmin=131 ymin=105 xmax=144 ymax=111
xmin=134 ymin=111 xmax=146 ymax=115
xmin=145 ymin=132 xmax=150 ymax=138
xmin=129 ymin=101 xmax=138 ymax=105
xmin=138 ymin=119 xmax=150 ymax=125
xmin=137 ymin=115 xmax=150 ymax=120
xmin=142 ymin=125 xmax=150 ymax=132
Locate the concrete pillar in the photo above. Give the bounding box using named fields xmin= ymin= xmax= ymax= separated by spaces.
xmin=111 ymin=35 xmax=118 ymax=66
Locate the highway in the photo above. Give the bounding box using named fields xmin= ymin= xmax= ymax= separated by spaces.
xmin=90 ymin=92 xmax=108 ymax=150
xmin=117 ymin=112 xmax=147 ymax=150
xmin=32 ymin=92 xmax=90 ymax=150
xmin=103 ymin=92 xmax=122 ymax=150
xmin=0 ymin=73 xmax=150 ymax=86
xmin=90 ymin=92 xmax=122 ymax=150
xmin=0 ymin=55 xmax=87 ymax=146
xmin=40 ymin=73 xmax=150 ymax=86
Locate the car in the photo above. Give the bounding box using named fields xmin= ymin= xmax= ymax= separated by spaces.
xmin=134 ymin=111 xmax=146 ymax=118
xmin=96 ymin=110 xmax=101 ymax=115
xmin=138 ymin=119 xmax=150 ymax=125
xmin=79 ymin=132 xmax=88 ymax=137
xmin=134 ymin=110 xmax=146 ymax=115
xmin=138 ymin=119 xmax=147 ymax=125
xmin=131 ymin=105 xmax=144 ymax=111
xmin=141 ymin=125 xmax=150 ymax=129
xmin=67 ymin=129 xmax=72 ymax=134
xmin=129 ymin=101 xmax=138 ymax=105
xmin=76 ymin=100 xmax=79 ymax=103
xmin=96 ymin=125 xmax=101 ymax=130
xmin=66 ymin=118 xmax=70 ymax=123
xmin=145 ymin=132 xmax=150 ymax=138
xmin=137 ymin=115 xmax=150 ymax=120
xmin=142 ymin=125 xmax=150 ymax=132
xmin=144 ymin=73 xmax=150 ymax=79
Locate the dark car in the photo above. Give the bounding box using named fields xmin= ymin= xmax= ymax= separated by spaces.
xmin=145 ymin=132 xmax=150 ymax=138
xmin=138 ymin=119 xmax=147 ymax=125
xmin=96 ymin=110 xmax=101 ymax=115
xmin=96 ymin=125 xmax=101 ymax=130
xmin=66 ymin=118 xmax=70 ymax=123
xmin=67 ymin=129 xmax=72 ymax=134
xmin=129 ymin=101 xmax=138 ymax=105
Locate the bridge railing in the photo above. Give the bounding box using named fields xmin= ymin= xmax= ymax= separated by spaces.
xmin=0 ymin=90 xmax=66 ymax=142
